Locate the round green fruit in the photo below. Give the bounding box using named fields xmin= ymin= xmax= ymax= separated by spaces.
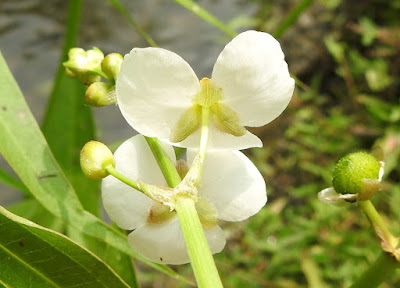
xmin=332 ymin=152 xmax=380 ymax=195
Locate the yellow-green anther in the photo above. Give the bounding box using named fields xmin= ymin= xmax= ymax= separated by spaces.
xmin=195 ymin=197 xmax=219 ymax=229
xmin=193 ymin=78 xmax=223 ymax=107
xmin=211 ymin=103 xmax=246 ymax=136
xmin=170 ymin=104 xmax=202 ymax=143
xmin=147 ymin=202 xmax=176 ymax=224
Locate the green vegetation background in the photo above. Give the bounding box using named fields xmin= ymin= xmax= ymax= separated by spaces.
xmin=1 ymin=0 xmax=400 ymax=287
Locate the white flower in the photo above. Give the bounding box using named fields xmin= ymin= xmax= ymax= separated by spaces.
xmin=116 ymin=30 xmax=294 ymax=150
xmin=101 ymin=135 xmax=266 ymax=264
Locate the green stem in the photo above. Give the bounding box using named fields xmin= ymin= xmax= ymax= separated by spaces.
xmin=182 ymin=106 xmax=210 ymax=187
xmin=105 ymin=165 xmax=142 ymax=191
xmin=172 ymin=0 xmax=237 ymax=38
xmin=144 ymin=137 xmax=182 ymax=188
xmin=175 ymin=197 xmax=223 ymax=288
xmin=358 ymin=200 xmax=398 ymax=250
xmin=143 ymin=110 xmax=222 ymax=287
xmin=349 ymin=252 xmax=399 ymax=288
xmin=108 ymin=0 xmax=158 ymax=47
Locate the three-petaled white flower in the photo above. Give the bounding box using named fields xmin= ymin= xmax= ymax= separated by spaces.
xmin=101 ymin=135 xmax=266 ymax=264
xmin=116 ymin=30 xmax=294 ymax=150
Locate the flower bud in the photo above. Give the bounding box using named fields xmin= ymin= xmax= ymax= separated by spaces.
xmin=63 ymin=47 xmax=104 ymax=85
xmin=85 ymin=82 xmax=116 ymax=107
xmin=332 ymin=152 xmax=380 ymax=195
xmin=80 ymin=141 xmax=115 ymax=179
xmin=101 ymin=53 xmax=123 ymax=81
xmin=175 ymin=159 xmax=189 ymax=179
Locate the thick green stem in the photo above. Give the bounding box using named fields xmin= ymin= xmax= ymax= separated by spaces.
xmin=175 ymin=197 xmax=223 ymax=288
xmin=348 ymin=200 xmax=400 ymax=288
xmin=144 ymin=137 xmax=182 ymax=187
xmin=143 ymin=109 xmax=222 ymax=287
xmin=358 ymin=200 xmax=398 ymax=250
xmin=349 ymin=252 xmax=399 ymax=288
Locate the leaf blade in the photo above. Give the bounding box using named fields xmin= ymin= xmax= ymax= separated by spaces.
xmin=0 ymin=205 xmax=130 ymax=288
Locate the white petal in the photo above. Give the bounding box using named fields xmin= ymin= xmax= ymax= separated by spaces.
xmin=212 ymin=30 xmax=294 ymax=127
xmin=188 ymin=149 xmax=267 ymax=221
xmin=117 ymin=47 xmax=200 ymax=139
xmin=101 ymin=135 xmax=176 ymax=230
xmin=128 ymin=217 xmax=226 ymax=265
xmin=318 ymin=187 xmax=348 ymax=207
xmin=166 ymin=123 xmax=262 ymax=151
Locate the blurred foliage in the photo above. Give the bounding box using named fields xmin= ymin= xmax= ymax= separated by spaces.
xmin=1 ymin=0 xmax=400 ymax=287
xmin=206 ymin=0 xmax=400 ymax=287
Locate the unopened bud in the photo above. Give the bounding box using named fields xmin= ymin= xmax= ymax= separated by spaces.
xmin=80 ymin=141 xmax=115 ymax=179
xmin=63 ymin=47 xmax=104 ymax=85
xmin=85 ymin=82 xmax=116 ymax=107
xmin=332 ymin=152 xmax=380 ymax=196
xmin=101 ymin=53 xmax=123 ymax=81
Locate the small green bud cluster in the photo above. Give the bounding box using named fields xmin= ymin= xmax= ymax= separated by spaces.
xmin=63 ymin=48 xmax=123 ymax=107
xmin=332 ymin=151 xmax=381 ymax=200
xmin=80 ymin=141 xmax=115 ymax=179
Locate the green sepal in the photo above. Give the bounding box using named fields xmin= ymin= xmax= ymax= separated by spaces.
xmin=170 ymin=104 xmax=201 ymax=143
xmin=211 ymin=103 xmax=246 ymax=136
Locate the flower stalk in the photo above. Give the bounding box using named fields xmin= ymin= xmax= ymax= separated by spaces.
xmin=358 ymin=200 xmax=399 ymax=256
xmin=175 ymin=197 xmax=223 ymax=288
xmin=143 ymin=127 xmax=223 ymax=286
xmin=349 ymin=251 xmax=399 ymax=288
xmin=105 ymin=165 xmax=142 ymax=191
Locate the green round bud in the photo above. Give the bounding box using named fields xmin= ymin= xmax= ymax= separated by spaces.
xmin=85 ymin=82 xmax=116 ymax=107
xmin=101 ymin=53 xmax=123 ymax=81
xmin=80 ymin=141 xmax=115 ymax=179
xmin=332 ymin=152 xmax=380 ymax=195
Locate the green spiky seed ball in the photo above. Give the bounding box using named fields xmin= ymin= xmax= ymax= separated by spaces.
xmin=332 ymin=152 xmax=380 ymax=194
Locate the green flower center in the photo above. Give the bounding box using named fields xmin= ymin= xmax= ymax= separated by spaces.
xmin=170 ymin=78 xmax=246 ymax=143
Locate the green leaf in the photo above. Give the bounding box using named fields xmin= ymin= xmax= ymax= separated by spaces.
xmin=273 ymin=0 xmax=313 ymax=39
xmin=41 ymin=0 xmax=100 ymax=216
xmin=0 ymin=205 xmax=130 ymax=288
xmin=0 ymin=167 xmax=28 ymax=194
xmin=0 ymin=51 xmax=193 ymax=286
xmin=7 ymin=199 xmax=65 ymax=233
xmin=67 ymin=225 xmax=140 ymax=288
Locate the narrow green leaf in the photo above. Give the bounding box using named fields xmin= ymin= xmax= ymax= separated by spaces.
xmin=68 ymin=225 xmax=140 ymax=288
xmin=273 ymin=0 xmax=313 ymax=39
xmin=0 ymin=167 xmax=28 ymax=194
xmin=0 ymin=51 xmax=193 ymax=286
xmin=0 ymin=205 xmax=130 ymax=288
xmin=41 ymin=0 xmax=100 ymax=216
xmin=172 ymin=0 xmax=237 ymax=37
xmin=7 ymin=199 xmax=65 ymax=233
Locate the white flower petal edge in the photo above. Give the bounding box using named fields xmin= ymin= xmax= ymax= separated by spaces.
xmin=128 ymin=218 xmax=226 ymax=265
xmin=187 ymin=149 xmax=267 ymax=221
xmin=117 ymin=47 xmax=200 ymax=139
xmin=101 ymin=135 xmax=176 ymax=230
xmin=212 ymin=30 xmax=295 ymax=127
